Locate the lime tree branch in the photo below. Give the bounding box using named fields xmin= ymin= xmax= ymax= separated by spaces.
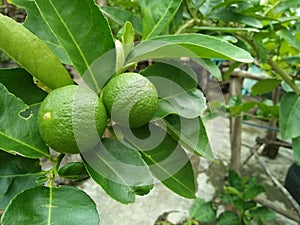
xmin=268 ymin=60 xmax=300 ymax=96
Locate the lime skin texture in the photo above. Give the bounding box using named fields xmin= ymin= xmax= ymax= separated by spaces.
xmin=102 ymin=72 xmax=158 ymax=128
xmin=37 ymin=85 xmax=107 ymax=154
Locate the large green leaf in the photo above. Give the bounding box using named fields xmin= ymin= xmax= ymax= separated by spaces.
xmin=139 ymin=0 xmax=183 ymax=39
xmin=0 ymin=83 xmax=49 ymax=158
xmin=279 ymin=92 xmax=300 ymax=140
xmin=119 ymin=124 xmax=196 ymax=199
xmin=1 ymin=186 xmax=99 ymax=225
xmin=127 ymin=34 xmax=253 ymax=64
xmin=100 ymin=6 xmax=142 ymax=35
xmin=163 ymin=115 xmax=214 ymax=160
xmin=0 ymin=151 xmax=42 ymax=210
xmin=141 ymin=61 xmax=207 ymax=119
xmin=9 ymin=0 xmax=116 ymax=92
xmin=0 ymin=14 xmax=72 ymax=90
xmin=82 ymin=138 xmax=154 ymax=204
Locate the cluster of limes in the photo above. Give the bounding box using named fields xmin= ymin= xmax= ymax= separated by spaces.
xmin=37 ymin=73 xmax=158 ymax=154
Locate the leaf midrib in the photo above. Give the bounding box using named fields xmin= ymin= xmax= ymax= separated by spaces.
xmin=0 ymin=172 xmax=42 ymax=178
xmin=145 ymin=0 xmax=182 ymax=39
xmin=127 ymin=138 xmax=193 ymax=195
xmin=0 ymin=131 xmax=49 ymax=158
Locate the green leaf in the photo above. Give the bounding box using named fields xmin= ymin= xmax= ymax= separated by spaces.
xmin=0 ymin=68 xmax=46 ymax=112
xmin=279 ymin=92 xmax=300 ymax=140
xmin=249 ymin=206 xmax=276 ymax=223
xmin=121 ymin=21 xmax=135 ymax=58
xmin=0 ymin=83 xmax=49 ymax=158
xmin=139 ymin=0 xmax=183 ymax=39
xmin=1 ymin=186 xmax=99 ymax=225
xmin=274 ymin=0 xmax=300 ymax=13
xmin=292 ymin=136 xmax=300 ymax=165
xmin=209 ymin=12 xmax=263 ymax=28
xmin=243 ymin=200 xmax=257 ymax=211
xmin=10 ymin=0 xmax=116 ymax=92
xmin=58 ymin=162 xmax=89 ymax=182
xmin=228 ymin=170 xmax=243 ymax=192
xmin=189 ymin=198 xmax=216 ymax=222
xmin=141 ymin=61 xmax=207 ymax=119
xmin=0 ymin=151 xmax=42 ymax=210
xmin=277 ymin=29 xmax=300 ymax=51
xmin=0 ymin=14 xmax=73 ymax=90
xmin=163 ymin=115 xmax=214 ymax=160
xmin=101 ymin=6 xmax=142 ymax=35
xmin=82 ymin=138 xmax=154 ymax=204
xmin=251 ymin=79 xmax=281 ymax=96
xmin=217 ymin=211 xmax=240 ymax=225
xmin=243 ymin=185 xmax=265 ymax=200
xmin=120 ymin=124 xmax=196 ymax=199
xmin=127 ymin=34 xmax=254 ymax=64
xmin=200 ymin=58 xmax=222 ymax=81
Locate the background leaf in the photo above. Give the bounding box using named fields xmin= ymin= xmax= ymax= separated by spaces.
xmin=82 ymin=138 xmax=154 ymax=204
xmin=141 ymin=61 xmax=207 ymax=119
xmin=139 ymin=0 xmax=183 ymax=39
xmin=0 ymin=68 xmax=47 ymax=115
xmin=127 ymin=34 xmax=254 ymax=63
xmin=58 ymin=162 xmax=89 ymax=182
xmin=120 ymin=124 xmax=196 ymax=199
xmin=10 ymin=0 xmax=116 ymax=92
xmin=209 ymin=12 xmax=263 ymax=28
xmin=0 ymin=151 xmax=42 ymax=210
xmin=249 ymin=206 xmax=276 ymax=223
xmin=101 ymin=6 xmax=142 ymax=35
xmin=292 ymin=136 xmax=300 ymax=165
xmin=217 ymin=211 xmax=240 ymax=225
xmin=277 ymin=29 xmax=300 ymax=51
xmin=0 ymin=14 xmax=73 ymax=90
xmin=251 ymin=79 xmax=281 ymax=96
xmin=0 ymin=83 xmax=49 ymax=158
xmin=1 ymin=186 xmax=100 ymax=225
xmin=189 ymin=198 xmax=216 ymax=222
xmin=279 ymin=92 xmax=300 ymax=140
xmin=0 ymin=68 xmax=46 ymax=105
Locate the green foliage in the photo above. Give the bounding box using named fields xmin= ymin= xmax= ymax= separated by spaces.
xmin=0 ymin=0 xmax=298 ymax=223
xmin=1 ymin=186 xmax=100 ymax=225
xmin=0 ymin=151 xmax=42 ymax=209
xmin=185 ymin=170 xmax=275 ymax=225
xmin=0 ymin=83 xmax=49 ymax=158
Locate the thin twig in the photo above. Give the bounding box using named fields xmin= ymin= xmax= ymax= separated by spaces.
xmin=249 ymin=145 xmax=300 ymax=215
xmin=268 ymin=60 xmax=300 ymax=96
xmin=255 ymin=196 xmax=300 ymax=223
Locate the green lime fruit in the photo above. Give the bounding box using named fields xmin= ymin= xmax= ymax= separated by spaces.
xmin=102 ymin=72 xmax=158 ymax=128
xmin=37 ymin=85 xmax=107 ymax=154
